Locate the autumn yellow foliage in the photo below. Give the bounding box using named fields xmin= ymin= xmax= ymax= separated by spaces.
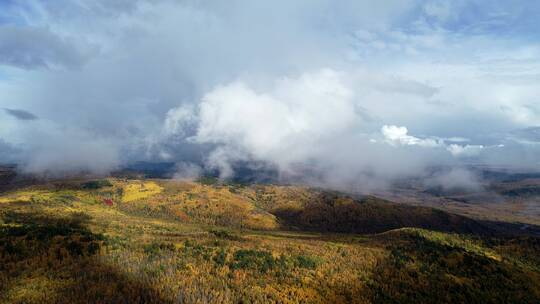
xmin=0 ymin=178 xmax=539 ymax=303
xmin=0 ymin=190 xmax=54 ymax=203
xmin=120 ymin=181 xmax=163 ymax=203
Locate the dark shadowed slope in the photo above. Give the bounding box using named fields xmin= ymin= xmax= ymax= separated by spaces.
xmin=270 ymin=192 xmax=494 ymax=235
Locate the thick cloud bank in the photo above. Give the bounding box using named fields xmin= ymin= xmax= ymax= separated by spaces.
xmin=1 ymin=0 xmax=540 ymax=187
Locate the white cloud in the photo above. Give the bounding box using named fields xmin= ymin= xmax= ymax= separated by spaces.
xmin=381 ymin=125 xmax=441 ymax=147
xmin=173 ymin=162 xmax=202 ymax=180
xmin=22 ymin=128 xmax=120 ymax=176
xmin=381 ymin=125 xmax=489 ymax=158
xmin=163 ymin=105 xmax=197 ymax=138
xmin=1 ymin=0 xmax=540 ymax=181
xmin=446 ymin=144 xmax=484 ymax=157
xmin=183 ymin=69 xmax=360 ymax=176
xmin=426 ymin=167 xmax=483 ymax=192
xmin=194 ymin=69 xmax=355 ymax=153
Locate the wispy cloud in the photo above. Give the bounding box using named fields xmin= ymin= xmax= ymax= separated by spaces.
xmin=4 ymin=108 xmax=38 ymax=120
xmin=0 ymin=25 xmax=95 ymax=69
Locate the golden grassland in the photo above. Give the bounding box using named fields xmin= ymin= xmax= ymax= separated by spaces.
xmin=121 ymin=181 xmax=163 ymax=203
xmin=0 ymin=178 xmax=539 ymax=303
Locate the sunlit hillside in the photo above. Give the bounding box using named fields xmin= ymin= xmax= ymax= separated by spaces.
xmin=1 ymin=178 xmax=539 ymax=303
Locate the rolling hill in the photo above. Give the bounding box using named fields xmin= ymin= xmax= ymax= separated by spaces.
xmin=0 ymin=178 xmax=539 ymax=303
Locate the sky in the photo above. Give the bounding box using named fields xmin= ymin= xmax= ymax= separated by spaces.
xmin=1 ymin=0 xmax=540 ymax=188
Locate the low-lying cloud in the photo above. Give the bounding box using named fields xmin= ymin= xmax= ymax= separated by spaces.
xmin=425 ymin=167 xmax=484 ymax=193
xmin=0 ymin=0 xmax=540 ymax=190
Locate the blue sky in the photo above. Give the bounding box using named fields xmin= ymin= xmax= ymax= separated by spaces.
xmin=0 ymin=0 xmax=540 ymax=185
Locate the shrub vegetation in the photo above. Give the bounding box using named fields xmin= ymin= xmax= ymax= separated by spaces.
xmin=0 ymin=178 xmax=538 ymax=303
